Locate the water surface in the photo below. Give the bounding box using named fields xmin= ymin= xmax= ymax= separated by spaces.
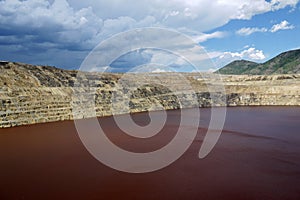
xmin=0 ymin=107 xmax=299 ymax=199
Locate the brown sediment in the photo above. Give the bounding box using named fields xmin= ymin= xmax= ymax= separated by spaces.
xmin=0 ymin=107 xmax=300 ymax=200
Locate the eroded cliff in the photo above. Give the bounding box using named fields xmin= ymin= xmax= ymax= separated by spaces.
xmin=0 ymin=61 xmax=299 ymax=128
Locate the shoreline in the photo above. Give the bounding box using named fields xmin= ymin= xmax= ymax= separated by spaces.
xmin=1 ymin=105 xmax=300 ymax=129
xmin=1 ymin=62 xmax=300 ymax=128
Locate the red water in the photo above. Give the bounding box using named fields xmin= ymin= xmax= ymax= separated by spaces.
xmin=0 ymin=107 xmax=300 ymax=200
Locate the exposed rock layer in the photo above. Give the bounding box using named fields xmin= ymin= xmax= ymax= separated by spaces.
xmin=1 ymin=61 xmax=299 ymax=128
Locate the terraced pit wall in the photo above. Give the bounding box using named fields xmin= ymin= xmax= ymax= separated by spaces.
xmin=0 ymin=62 xmax=299 ymax=128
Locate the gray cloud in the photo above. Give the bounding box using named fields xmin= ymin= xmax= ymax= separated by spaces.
xmin=0 ymin=0 xmax=299 ymax=69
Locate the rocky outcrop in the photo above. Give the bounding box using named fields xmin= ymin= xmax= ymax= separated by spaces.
xmin=0 ymin=61 xmax=299 ymax=128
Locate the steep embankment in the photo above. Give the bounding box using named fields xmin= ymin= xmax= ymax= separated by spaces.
xmin=218 ymin=49 xmax=300 ymax=75
xmin=0 ymin=61 xmax=299 ymax=128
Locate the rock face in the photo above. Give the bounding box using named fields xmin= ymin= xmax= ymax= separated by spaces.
xmin=0 ymin=61 xmax=299 ymax=128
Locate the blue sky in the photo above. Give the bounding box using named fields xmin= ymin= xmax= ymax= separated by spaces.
xmin=0 ymin=0 xmax=299 ymax=72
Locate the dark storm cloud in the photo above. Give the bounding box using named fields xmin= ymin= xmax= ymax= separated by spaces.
xmin=0 ymin=0 xmax=298 ymax=69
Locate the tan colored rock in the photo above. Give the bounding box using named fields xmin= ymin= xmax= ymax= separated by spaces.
xmin=0 ymin=62 xmax=299 ymax=128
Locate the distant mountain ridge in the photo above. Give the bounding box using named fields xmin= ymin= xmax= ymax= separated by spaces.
xmin=217 ymin=49 xmax=300 ymax=75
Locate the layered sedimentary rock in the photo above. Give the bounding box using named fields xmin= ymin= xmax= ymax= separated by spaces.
xmin=0 ymin=61 xmax=299 ymax=128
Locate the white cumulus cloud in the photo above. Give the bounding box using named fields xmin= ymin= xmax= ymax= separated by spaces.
xmin=270 ymin=20 xmax=295 ymax=32
xmin=68 ymin=0 xmax=299 ymax=31
xmin=220 ymin=48 xmax=266 ymax=61
xmin=213 ymin=47 xmax=266 ymax=68
xmin=1 ymin=0 xmax=298 ymax=47
xmin=0 ymin=0 xmax=299 ymax=68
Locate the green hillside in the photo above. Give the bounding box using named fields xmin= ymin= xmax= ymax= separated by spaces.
xmin=217 ymin=49 xmax=300 ymax=75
